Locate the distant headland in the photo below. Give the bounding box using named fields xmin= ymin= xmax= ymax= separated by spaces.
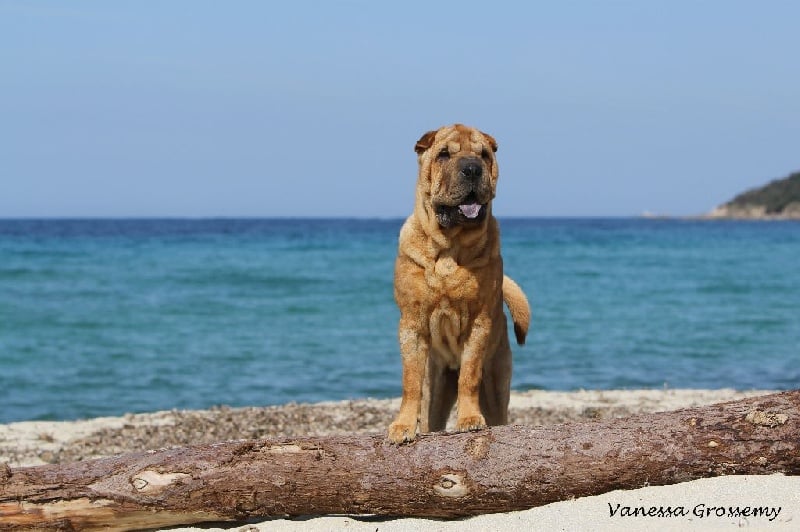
xmin=705 ymin=170 xmax=800 ymax=220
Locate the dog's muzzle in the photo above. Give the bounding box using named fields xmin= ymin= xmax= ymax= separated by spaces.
xmin=432 ymin=156 xmax=491 ymax=228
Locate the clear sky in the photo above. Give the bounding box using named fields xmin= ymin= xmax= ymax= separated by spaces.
xmin=2 ymin=1 xmax=798 ymax=218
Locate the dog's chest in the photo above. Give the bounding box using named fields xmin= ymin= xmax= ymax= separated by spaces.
xmin=425 ymin=256 xmax=479 ymax=368
xmin=424 ymin=256 xmax=479 ymax=299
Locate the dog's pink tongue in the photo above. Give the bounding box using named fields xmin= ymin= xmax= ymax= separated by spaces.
xmin=459 ymin=203 xmax=481 ymax=219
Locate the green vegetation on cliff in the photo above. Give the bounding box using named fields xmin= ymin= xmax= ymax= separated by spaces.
xmin=719 ymin=171 xmax=800 ymax=216
xmin=706 ymin=172 xmax=800 ymax=220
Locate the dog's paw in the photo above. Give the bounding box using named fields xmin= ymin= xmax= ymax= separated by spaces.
xmin=387 ymin=422 xmax=417 ymax=444
xmin=455 ymin=414 xmax=486 ymax=433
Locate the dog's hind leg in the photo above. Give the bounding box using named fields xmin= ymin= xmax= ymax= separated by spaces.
xmin=480 ymin=338 xmax=512 ymax=426
xmin=423 ymin=357 xmax=458 ymax=433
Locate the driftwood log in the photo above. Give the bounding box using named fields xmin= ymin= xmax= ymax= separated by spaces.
xmin=1 ymin=390 xmax=798 ymax=531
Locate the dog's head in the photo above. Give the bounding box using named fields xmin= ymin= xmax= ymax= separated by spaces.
xmin=414 ymin=124 xmax=499 ymax=229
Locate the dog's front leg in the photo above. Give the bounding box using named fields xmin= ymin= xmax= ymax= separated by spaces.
xmin=387 ymin=319 xmax=429 ymax=443
xmin=455 ymin=311 xmax=491 ymax=432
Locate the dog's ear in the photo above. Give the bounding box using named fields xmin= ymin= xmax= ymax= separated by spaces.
xmin=482 ymin=132 xmax=498 ymax=153
xmin=414 ymin=130 xmax=438 ymax=154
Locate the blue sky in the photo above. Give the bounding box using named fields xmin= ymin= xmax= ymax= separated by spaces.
xmin=2 ymin=1 xmax=798 ymax=217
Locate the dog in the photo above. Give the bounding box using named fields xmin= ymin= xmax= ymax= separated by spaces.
xmin=387 ymin=124 xmax=530 ymax=443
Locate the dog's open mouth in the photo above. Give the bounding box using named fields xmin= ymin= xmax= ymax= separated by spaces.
xmin=434 ymin=193 xmax=487 ymax=228
xmin=458 ymin=202 xmax=482 ymax=219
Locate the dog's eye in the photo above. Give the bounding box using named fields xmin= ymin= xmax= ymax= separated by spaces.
xmin=437 ymin=148 xmax=450 ymax=160
xmin=481 ymin=148 xmax=491 ymax=161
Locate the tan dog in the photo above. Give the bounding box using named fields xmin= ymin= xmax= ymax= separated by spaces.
xmin=387 ymin=124 xmax=530 ymax=443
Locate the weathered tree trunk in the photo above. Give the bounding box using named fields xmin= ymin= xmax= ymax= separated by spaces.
xmin=1 ymin=391 xmax=798 ymax=531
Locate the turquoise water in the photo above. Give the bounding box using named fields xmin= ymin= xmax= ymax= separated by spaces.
xmin=1 ymin=218 xmax=798 ymax=422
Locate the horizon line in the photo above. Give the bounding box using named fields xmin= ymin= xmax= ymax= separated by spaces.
xmin=0 ymin=214 xmax=702 ymax=221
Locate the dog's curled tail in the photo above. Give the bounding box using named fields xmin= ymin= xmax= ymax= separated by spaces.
xmin=503 ymin=275 xmax=530 ymax=345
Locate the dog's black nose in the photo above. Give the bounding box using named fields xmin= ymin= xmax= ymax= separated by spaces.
xmin=458 ymin=158 xmax=483 ymax=180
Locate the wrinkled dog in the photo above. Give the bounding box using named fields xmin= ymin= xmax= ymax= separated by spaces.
xmin=388 ymin=124 xmax=530 ymax=443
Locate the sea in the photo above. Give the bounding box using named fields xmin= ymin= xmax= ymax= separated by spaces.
xmin=1 ymin=218 xmax=798 ymax=423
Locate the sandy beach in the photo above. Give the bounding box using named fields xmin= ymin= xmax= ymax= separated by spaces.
xmin=2 ymin=389 xmax=797 ymax=530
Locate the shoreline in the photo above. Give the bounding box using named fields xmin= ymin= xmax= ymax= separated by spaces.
xmin=3 ymin=388 xmax=797 ymax=531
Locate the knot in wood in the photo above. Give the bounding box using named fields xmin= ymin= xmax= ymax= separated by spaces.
xmin=464 ymin=435 xmax=491 ymax=460
xmin=266 ymin=444 xmax=303 ymax=454
xmin=433 ymin=473 xmax=469 ymax=498
xmin=0 ymin=462 xmax=11 ymax=482
xmin=131 ymin=470 xmax=190 ymax=494
xmin=745 ymin=410 xmax=789 ymax=428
